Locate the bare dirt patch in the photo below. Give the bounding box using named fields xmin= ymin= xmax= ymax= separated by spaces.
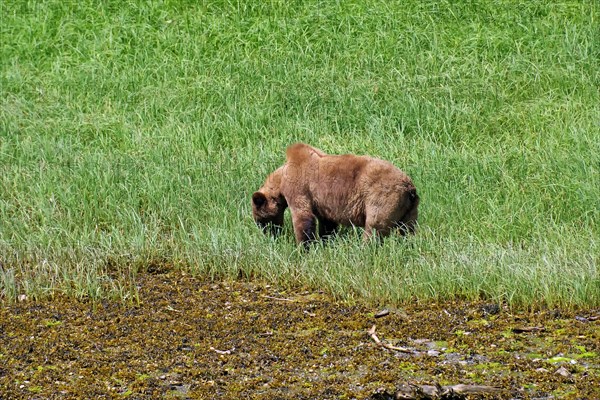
xmin=1 ymin=271 xmax=598 ymax=399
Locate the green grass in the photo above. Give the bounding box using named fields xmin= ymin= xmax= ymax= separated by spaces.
xmin=1 ymin=0 xmax=599 ymax=308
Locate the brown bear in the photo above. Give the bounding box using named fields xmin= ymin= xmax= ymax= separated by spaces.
xmin=252 ymin=143 xmax=419 ymax=247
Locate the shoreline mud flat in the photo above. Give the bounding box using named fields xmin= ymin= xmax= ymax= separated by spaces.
xmin=2 ymin=271 xmax=598 ymax=399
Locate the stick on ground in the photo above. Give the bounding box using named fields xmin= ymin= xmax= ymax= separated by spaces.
xmin=367 ymin=325 xmax=412 ymax=353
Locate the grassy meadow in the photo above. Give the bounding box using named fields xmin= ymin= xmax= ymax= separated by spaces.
xmin=1 ymin=0 xmax=599 ymax=308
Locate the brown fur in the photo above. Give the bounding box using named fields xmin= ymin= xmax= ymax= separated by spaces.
xmin=251 ymin=166 xmax=287 ymax=235
xmin=252 ymin=143 xmax=419 ymax=247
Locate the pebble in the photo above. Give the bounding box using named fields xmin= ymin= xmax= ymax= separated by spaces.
xmin=555 ymin=366 xmax=572 ymax=378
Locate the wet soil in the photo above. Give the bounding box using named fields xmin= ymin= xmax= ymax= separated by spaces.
xmin=1 ymin=271 xmax=598 ymax=399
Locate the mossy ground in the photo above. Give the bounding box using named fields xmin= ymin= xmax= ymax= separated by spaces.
xmin=1 ymin=271 xmax=598 ymax=399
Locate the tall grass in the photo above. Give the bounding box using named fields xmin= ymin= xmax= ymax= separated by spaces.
xmin=1 ymin=0 xmax=598 ymax=308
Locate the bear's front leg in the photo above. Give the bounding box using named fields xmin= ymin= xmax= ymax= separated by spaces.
xmin=318 ymin=218 xmax=339 ymax=241
xmin=363 ymin=214 xmax=393 ymax=244
xmin=291 ymin=209 xmax=317 ymax=249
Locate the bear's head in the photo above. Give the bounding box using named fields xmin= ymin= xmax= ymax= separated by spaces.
xmin=252 ymin=166 xmax=287 ymax=235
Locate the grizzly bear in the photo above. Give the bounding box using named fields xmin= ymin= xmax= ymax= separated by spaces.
xmin=252 ymin=143 xmax=419 ymax=247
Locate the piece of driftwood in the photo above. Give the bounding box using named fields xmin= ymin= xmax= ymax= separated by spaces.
xmin=372 ymin=382 xmax=503 ymax=400
xmin=367 ymin=325 xmax=412 ymax=353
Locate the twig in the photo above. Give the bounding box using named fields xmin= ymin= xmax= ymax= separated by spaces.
xmin=367 ymin=325 xmax=412 ymax=353
xmin=261 ymin=295 xmax=295 ymax=302
xmin=210 ymin=346 xmax=235 ymax=355
xmin=512 ymin=326 xmax=545 ymax=333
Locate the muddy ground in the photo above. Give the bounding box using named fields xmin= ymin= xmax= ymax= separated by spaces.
xmin=1 ymin=271 xmax=598 ymax=399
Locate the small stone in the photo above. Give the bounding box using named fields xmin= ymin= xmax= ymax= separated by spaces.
xmin=555 ymin=366 xmax=572 ymax=378
xmin=374 ymin=309 xmax=390 ymax=318
xmin=18 ymin=294 xmax=28 ymax=302
xmin=536 ymin=368 xmax=550 ymax=373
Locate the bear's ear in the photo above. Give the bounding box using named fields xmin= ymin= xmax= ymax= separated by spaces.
xmin=252 ymin=192 xmax=267 ymax=208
